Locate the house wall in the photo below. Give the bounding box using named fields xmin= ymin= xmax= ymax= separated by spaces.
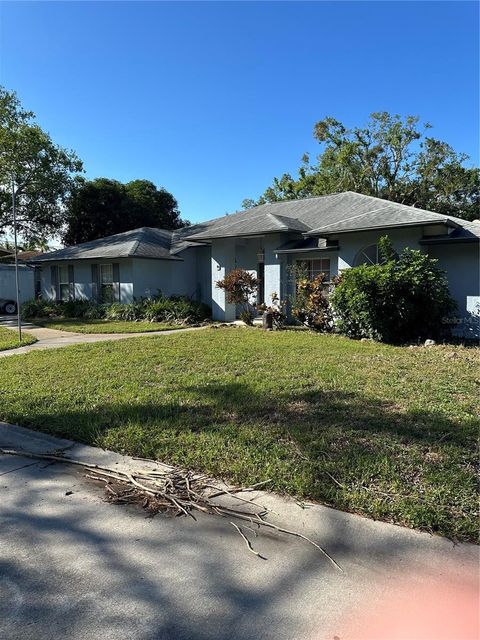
xmin=39 ymin=259 xmax=134 ymax=303
xmin=336 ymin=227 xmax=424 ymax=270
xmin=210 ymin=236 xmax=287 ymax=320
xmin=132 ymin=259 xmax=176 ymax=299
xmin=37 ymin=248 xmax=212 ymax=307
xmin=233 ymin=237 xmax=263 ymax=315
xmin=318 ymin=228 xmax=479 ymax=339
xmin=132 ymin=247 xmax=211 ymax=302
xmin=195 ymin=245 xmax=212 ymax=305
xmin=37 ymin=229 xmax=474 ymax=334
xmin=211 ymin=233 xmax=346 ymax=320
xmin=211 ymin=238 xmax=236 ymax=321
xmin=0 ymin=264 xmax=34 ymax=303
xmin=275 ymin=231 xmax=420 ymax=305
xmin=264 ymin=234 xmax=283 ymax=305
xmin=234 ymin=238 xmax=260 ymax=272
xmin=427 ymin=243 xmax=480 ymax=338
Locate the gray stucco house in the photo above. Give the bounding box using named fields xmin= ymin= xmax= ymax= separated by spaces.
xmin=31 ymin=192 xmax=480 ymax=337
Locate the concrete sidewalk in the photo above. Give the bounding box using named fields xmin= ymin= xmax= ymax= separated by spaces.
xmin=0 ymin=316 xmax=207 ymax=358
xmin=0 ymin=422 xmax=478 ymax=640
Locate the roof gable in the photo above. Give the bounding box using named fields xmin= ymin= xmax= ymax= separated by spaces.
xmin=32 ymin=227 xmax=183 ymax=262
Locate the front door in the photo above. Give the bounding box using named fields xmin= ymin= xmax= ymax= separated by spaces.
xmin=257 ymin=262 xmax=265 ymax=306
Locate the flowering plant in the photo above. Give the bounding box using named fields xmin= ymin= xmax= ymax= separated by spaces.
xmin=257 ymin=292 xmax=287 ymax=329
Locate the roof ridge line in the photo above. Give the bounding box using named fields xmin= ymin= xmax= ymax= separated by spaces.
xmin=208 ymin=191 xmax=343 ymax=221
xmin=350 ymin=192 xmax=451 ymax=218
xmin=266 ymin=212 xmax=290 ymax=229
xmin=268 ymin=191 xmax=344 ymax=205
xmin=127 ymin=228 xmax=145 ymax=257
xmin=309 ymin=205 xmax=392 ymax=231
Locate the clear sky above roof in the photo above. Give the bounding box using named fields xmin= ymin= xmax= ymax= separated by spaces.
xmin=1 ymin=1 xmax=478 ymax=223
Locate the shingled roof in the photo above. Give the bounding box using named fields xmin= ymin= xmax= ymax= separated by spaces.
xmin=187 ymin=192 xmax=478 ymax=241
xmin=183 ymin=209 xmax=312 ymax=241
xmin=31 ymin=192 xmax=480 ymax=263
xmin=32 ymin=227 xmax=187 ymax=262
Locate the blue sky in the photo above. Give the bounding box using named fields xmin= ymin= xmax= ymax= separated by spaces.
xmin=0 ymin=1 xmax=478 ymax=223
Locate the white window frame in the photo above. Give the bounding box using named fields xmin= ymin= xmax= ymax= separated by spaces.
xmin=297 ymin=258 xmax=331 ymax=283
xmin=100 ymin=263 xmax=114 ymax=303
xmin=354 ymin=244 xmax=398 ymax=267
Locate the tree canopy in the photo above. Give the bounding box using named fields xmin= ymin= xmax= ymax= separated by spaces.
xmin=63 ymin=178 xmax=187 ymax=245
xmin=0 ymin=87 xmax=83 ymax=242
xmin=243 ymin=112 xmax=479 ymax=221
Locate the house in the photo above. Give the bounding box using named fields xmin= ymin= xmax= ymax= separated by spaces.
xmin=31 ymin=192 xmax=480 ymax=337
xmin=0 ymin=250 xmax=44 ymax=303
xmin=16 ymin=250 xmax=44 ymax=263
xmin=0 ymin=263 xmax=35 ymax=304
xmin=0 ymin=249 xmax=44 ymax=264
xmin=31 ymin=227 xmax=211 ymax=305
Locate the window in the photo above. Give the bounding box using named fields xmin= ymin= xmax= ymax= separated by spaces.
xmin=100 ymin=263 xmax=114 ymax=303
xmin=34 ymin=267 xmax=42 ymax=299
xmin=354 ymin=244 xmax=398 ymax=267
xmin=58 ymin=265 xmax=70 ymax=301
xmin=297 ymin=258 xmax=331 ymax=282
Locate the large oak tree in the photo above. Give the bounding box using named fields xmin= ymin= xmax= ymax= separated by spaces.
xmin=243 ymin=112 xmax=479 ymax=221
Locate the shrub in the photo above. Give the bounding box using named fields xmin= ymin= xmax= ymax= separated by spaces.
xmin=239 ymin=309 xmax=254 ymax=326
xmin=103 ymin=301 xmax=144 ymax=322
xmin=21 ymin=299 xmax=105 ymax=320
xmin=142 ymin=297 xmax=210 ymax=324
xmin=290 ymin=267 xmax=334 ymax=332
xmin=22 ymin=295 xmax=211 ymax=326
xmin=257 ymin=292 xmax=287 ymax=329
xmin=216 ymin=268 xmax=259 ymax=325
xmin=330 ymin=241 xmax=457 ymax=343
xmin=142 ymin=298 xmax=173 ymax=322
xmin=62 ymin=300 xmax=105 ymax=319
xmin=21 ymin=299 xmax=61 ymax=319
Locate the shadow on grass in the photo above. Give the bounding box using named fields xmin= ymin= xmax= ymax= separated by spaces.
xmin=10 ymin=380 xmax=477 ymax=541
xmin=18 ymin=381 xmax=475 ymax=446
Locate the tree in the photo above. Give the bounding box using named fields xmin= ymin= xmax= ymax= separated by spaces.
xmin=0 ymin=87 xmax=83 ymax=242
xmin=243 ymin=112 xmax=479 ymax=221
xmin=63 ymin=178 xmax=129 ymax=245
xmin=63 ymin=178 xmax=187 ymax=245
xmin=125 ymin=179 xmax=184 ymax=230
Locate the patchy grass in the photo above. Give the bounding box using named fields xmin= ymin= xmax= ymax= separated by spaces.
xmin=0 ymin=326 xmax=37 ymax=351
xmin=32 ymin=318 xmax=181 ymax=334
xmin=0 ymin=328 xmax=477 ymax=541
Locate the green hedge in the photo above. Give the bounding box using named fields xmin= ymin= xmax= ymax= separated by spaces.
xmin=22 ymin=296 xmax=211 ymax=325
xmin=330 ymin=241 xmax=456 ymax=343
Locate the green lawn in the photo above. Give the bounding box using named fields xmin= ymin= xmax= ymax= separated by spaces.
xmin=0 ymin=326 xmax=37 ymax=351
xmin=0 ymin=328 xmax=477 ymax=541
xmin=32 ymin=318 xmax=181 ymax=334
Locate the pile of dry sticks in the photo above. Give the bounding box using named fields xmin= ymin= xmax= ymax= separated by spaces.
xmin=0 ymin=447 xmax=341 ymax=570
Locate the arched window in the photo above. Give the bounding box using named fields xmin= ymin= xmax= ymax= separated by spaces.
xmin=354 ymin=244 xmax=398 ymax=267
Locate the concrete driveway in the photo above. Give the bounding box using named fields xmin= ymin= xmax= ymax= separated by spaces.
xmin=0 ymin=423 xmax=478 ymax=640
xmin=0 ymin=315 xmax=207 ymax=358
